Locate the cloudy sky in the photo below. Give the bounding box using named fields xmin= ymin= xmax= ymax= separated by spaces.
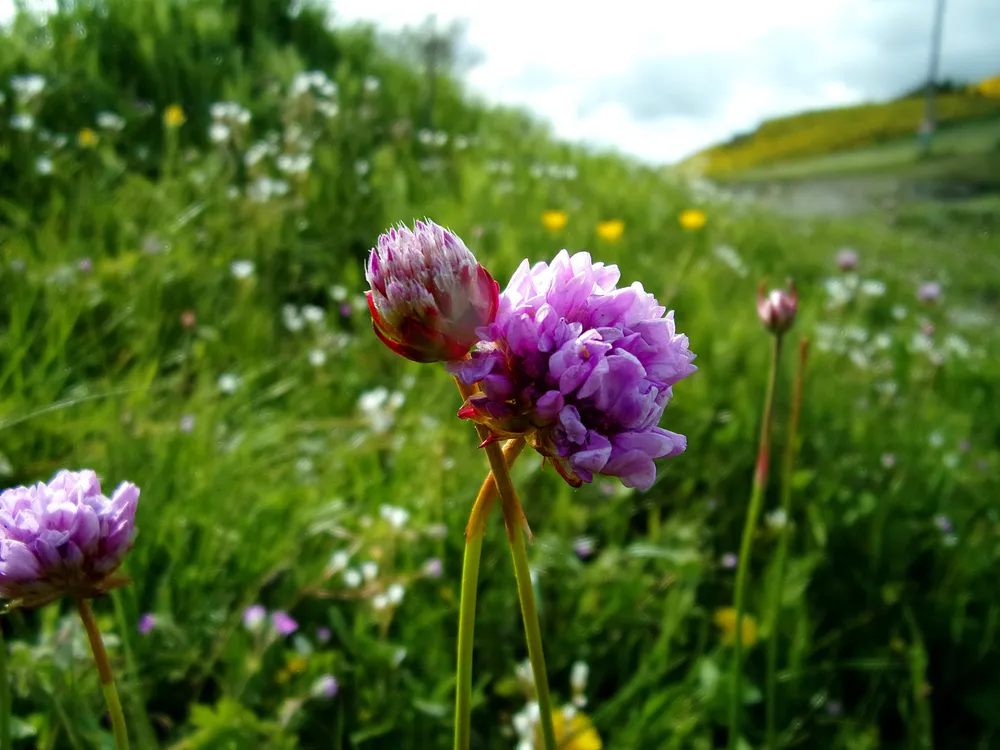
xmin=329 ymin=0 xmax=1000 ymax=162
xmin=3 ymin=0 xmax=998 ymax=162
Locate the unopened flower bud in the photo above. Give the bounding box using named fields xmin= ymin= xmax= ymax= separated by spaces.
xmin=757 ymin=281 xmax=798 ymax=334
xmin=365 ymin=220 xmax=499 ymax=363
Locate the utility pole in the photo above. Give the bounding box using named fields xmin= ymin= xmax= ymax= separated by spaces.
xmin=422 ymin=15 xmax=447 ymax=131
xmin=919 ymin=0 xmax=947 ymax=154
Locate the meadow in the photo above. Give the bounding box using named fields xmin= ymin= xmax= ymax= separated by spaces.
xmin=1 ymin=1 xmax=1000 ymax=748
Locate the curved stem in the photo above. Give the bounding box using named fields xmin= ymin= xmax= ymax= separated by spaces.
xmin=454 ymin=437 xmax=525 ymax=750
xmin=76 ymin=598 xmax=129 ymax=750
xmin=0 ymin=619 xmax=10 ymax=750
xmin=481 ymin=440 xmax=557 ymax=750
xmin=765 ymin=339 xmax=808 ymax=749
xmin=729 ymin=334 xmax=783 ymax=750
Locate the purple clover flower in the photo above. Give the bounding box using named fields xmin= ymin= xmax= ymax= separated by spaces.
xmin=835 ymin=249 xmax=859 ymax=272
xmin=316 ymin=626 xmax=331 ymax=644
xmin=365 ymin=220 xmax=499 ymax=363
xmin=271 ymin=610 xmax=298 ymax=635
xmin=917 ymin=282 xmax=942 ymax=304
xmin=138 ymin=613 xmax=156 ymax=634
xmin=311 ymin=674 xmax=339 ymax=699
xmin=242 ymin=604 xmax=267 ymax=630
xmin=449 ymin=250 xmax=696 ymax=490
xmin=721 ymin=553 xmax=738 ymax=569
xmin=757 ymin=281 xmax=798 ymax=334
xmin=0 ymin=470 xmax=139 ymax=609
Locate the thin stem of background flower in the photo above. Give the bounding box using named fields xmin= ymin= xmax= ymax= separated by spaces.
xmin=0 ymin=621 xmax=10 ymax=750
xmin=454 ymin=423 xmax=525 ymax=750
xmin=77 ymin=598 xmax=130 ymax=750
xmin=729 ymin=333 xmax=783 ymax=750
xmin=481 ymin=439 xmax=558 ymax=750
xmin=766 ymin=338 xmax=808 ymax=750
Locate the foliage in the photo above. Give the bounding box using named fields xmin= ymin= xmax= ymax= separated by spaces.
xmin=685 ymin=91 xmax=1000 ymax=177
xmin=1 ymin=1 xmax=999 ymax=748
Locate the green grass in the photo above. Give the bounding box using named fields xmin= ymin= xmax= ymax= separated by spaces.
xmin=718 ymin=117 xmax=1000 ymax=184
xmin=0 ymin=2 xmax=999 ymax=749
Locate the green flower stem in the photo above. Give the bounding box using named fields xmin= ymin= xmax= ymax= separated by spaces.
xmin=76 ymin=598 xmax=129 ymax=750
xmin=765 ymin=339 xmax=809 ymax=749
xmin=481 ymin=440 xmax=557 ymax=750
xmin=0 ymin=619 xmax=10 ymax=750
xmin=729 ymin=333 xmax=783 ymax=750
xmin=454 ymin=435 xmax=525 ymax=750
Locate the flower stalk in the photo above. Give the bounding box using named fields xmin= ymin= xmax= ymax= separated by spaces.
xmin=0 ymin=622 xmax=10 ymax=750
xmin=77 ymin=598 xmax=129 ymax=750
xmin=765 ymin=338 xmax=809 ymax=749
xmin=453 ymin=400 xmax=524 ymax=750
xmin=480 ymin=439 xmax=557 ymax=750
xmin=729 ymin=333 xmax=783 ymax=750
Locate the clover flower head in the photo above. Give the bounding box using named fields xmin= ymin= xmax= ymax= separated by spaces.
xmin=757 ymin=280 xmax=798 ymax=334
xmin=365 ymin=220 xmax=499 ymax=363
xmin=0 ymin=470 xmax=139 ymax=609
xmin=449 ymin=250 xmax=696 ymax=491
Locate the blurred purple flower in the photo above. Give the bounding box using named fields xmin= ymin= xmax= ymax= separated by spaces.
xmin=959 ymin=440 xmax=971 ymax=452
xmin=835 ymin=249 xmax=858 ymax=272
xmin=316 ymin=626 xmax=331 ymax=644
xmin=365 ymin=220 xmax=499 ymax=363
xmin=271 ymin=610 xmax=298 ymax=635
xmin=573 ymin=537 xmax=595 ymax=559
xmin=138 ymin=613 xmax=156 ymax=634
xmin=449 ymin=250 xmax=696 ymax=490
xmin=242 ymin=604 xmax=267 ymax=630
xmin=179 ymin=414 xmax=195 ymax=433
xmin=881 ymin=454 xmax=896 ymax=469
xmin=311 ymin=674 xmax=339 ymax=699
xmin=339 ymin=303 xmax=352 ymax=318
xmin=917 ymin=282 xmax=942 ymax=304
xmin=0 ymin=470 xmax=139 ymax=609
xmin=933 ymin=514 xmax=952 ymax=533
xmin=757 ymin=281 xmax=798 ymax=334
xmin=78 ymin=258 xmax=93 ymax=273
xmin=721 ymin=553 xmax=738 ymax=569
xmin=826 ymin=700 xmax=843 ymax=717
xmin=422 ymin=558 xmax=443 ymax=578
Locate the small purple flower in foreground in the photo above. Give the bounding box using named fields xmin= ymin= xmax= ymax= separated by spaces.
xmin=835 ymin=248 xmax=859 ymax=272
xmin=316 ymin=626 xmax=331 ymax=644
xmin=0 ymin=470 xmax=139 ymax=609
xmin=449 ymin=250 xmax=696 ymax=490
xmin=311 ymin=674 xmax=339 ymax=699
xmin=422 ymin=558 xmax=443 ymax=578
xmin=917 ymin=282 xmax=942 ymax=304
xmin=138 ymin=613 xmax=156 ymax=634
xmin=573 ymin=537 xmax=595 ymax=559
xmin=721 ymin=552 xmax=738 ymax=570
xmin=933 ymin=514 xmax=952 ymax=533
xmin=757 ymin=281 xmax=798 ymax=334
xmin=271 ymin=610 xmax=298 ymax=635
xmin=365 ymin=220 xmax=500 ymax=363
xmin=242 ymin=604 xmax=266 ymax=630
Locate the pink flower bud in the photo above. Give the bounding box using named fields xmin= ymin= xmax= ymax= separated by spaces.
xmin=365 ymin=220 xmax=499 ymax=363
xmin=757 ymin=281 xmax=798 ymax=334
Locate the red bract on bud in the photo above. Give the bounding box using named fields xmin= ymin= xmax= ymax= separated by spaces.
xmin=365 ymin=220 xmax=500 ymax=363
xmin=757 ymin=280 xmax=798 ymax=334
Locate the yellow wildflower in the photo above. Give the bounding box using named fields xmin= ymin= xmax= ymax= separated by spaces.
xmin=713 ymin=607 xmax=758 ymax=648
xmin=542 ymin=210 xmax=569 ymax=232
xmin=77 ymin=128 xmax=99 ymax=148
xmin=540 ymin=708 xmax=602 ymax=750
xmin=596 ymin=220 xmax=624 ymax=242
xmin=679 ymin=208 xmax=707 ymax=231
xmin=163 ymin=104 xmax=186 ymax=128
